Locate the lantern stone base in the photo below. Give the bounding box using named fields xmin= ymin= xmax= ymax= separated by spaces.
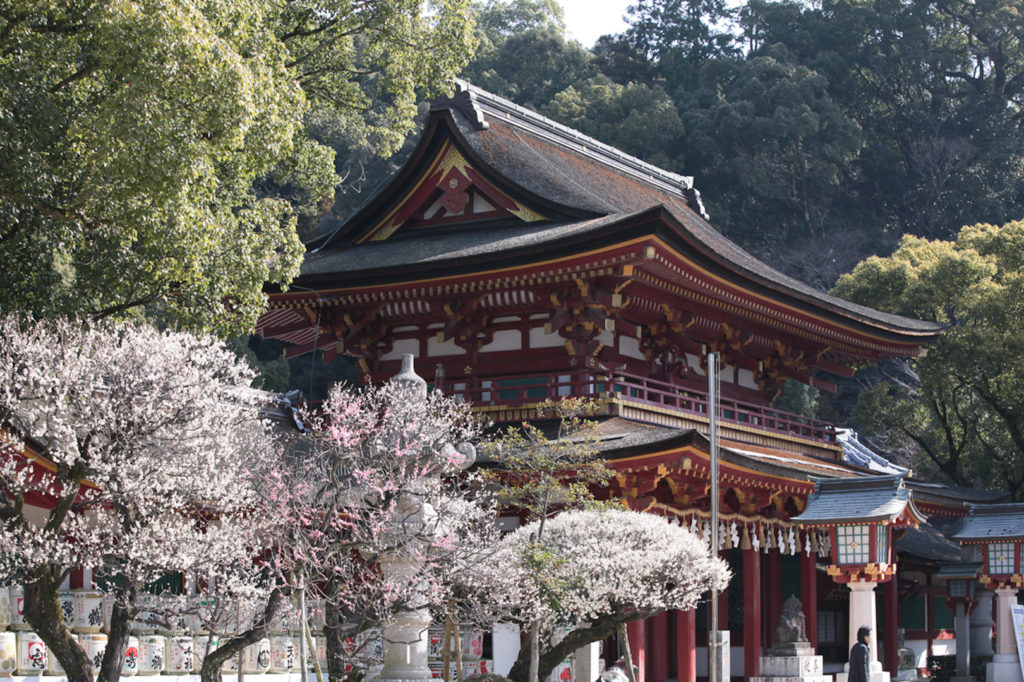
xmin=750 ymin=645 xmax=832 ymax=682
xmin=985 ymin=653 xmax=1023 ymax=682
xmin=835 ymin=661 xmax=889 ymax=682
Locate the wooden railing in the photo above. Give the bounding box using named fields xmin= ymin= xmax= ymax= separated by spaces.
xmin=439 ymin=369 xmax=837 ymax=445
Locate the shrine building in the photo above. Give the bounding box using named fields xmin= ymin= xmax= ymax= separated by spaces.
xmin=257 ymin=82 xmax=1014 ymax=682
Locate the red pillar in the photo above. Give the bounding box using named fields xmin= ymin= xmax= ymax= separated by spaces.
xmin=801 ymin=550 xmax=819 ymax=649
xmin=627 ymin=618 xmax=646 ymax=682
xmin=676 ymin=609 xmax=696 ymax=682
xmin=648 ymin=612 xmax=669 ymax=682
xmin=885 ymin=577 xmax=899 ymax=675
xmin=765 ymin=550 xmax=782 ymax=647
xmin=744 ymin=548 xmax=762 ymax=680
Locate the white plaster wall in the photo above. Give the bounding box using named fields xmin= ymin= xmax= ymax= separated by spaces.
xmin=694 ymin=645 xmax=745 ymax=677
xmin=687 ymin=353 xmax=705 ymax=376
xmin=493 ymin=624 xmax=521 ymax=676
xmin=906 ymin=639 xmax=929 ymax=670
xmin=529 ymin=327 xmax=565 ymax=349
xmin=427 ymin=336 xmax=465 ymax=357
xmin=619 ymin=336 xmax=644 ymax=360
xmin=479 ymin=329 xmax=521 ymax=354
xmin=380 ymin=338 xmax=419 ymax=361
xmin=737 ymin=368 xmax=756 ymax=390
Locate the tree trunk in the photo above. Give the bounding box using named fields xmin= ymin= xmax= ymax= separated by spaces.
xmin=617 ymin=624 xmax=636 ymax=682
xmin=200 ymin=587 xmax=286 ymax=682
xmin=97 ymin=585 xmax=136 ymax=682
xmin=323 ymin=578 xmax=349 ymax=682
xmin=23 ymin=564 xmax=93 ymax=682
xmin=507 ymin=620 xmax=618 ymax=682
xmin=529 ymin=623 xmax=540 ymax=682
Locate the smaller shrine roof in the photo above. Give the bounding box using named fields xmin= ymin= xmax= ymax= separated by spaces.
xmin=897 ymin=522 xmax=963 ymax=563
xmin=792 ymin=474 xmax=927 ymax=525
xmin=836 ymin=429 xmax=908 ymax=475
xmin=949 ymin=503 xmax=1024 ymax=541
xmin=935 ymin=561 xmax=982 ymax=579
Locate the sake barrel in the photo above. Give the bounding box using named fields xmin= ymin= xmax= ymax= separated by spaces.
xmin=315 ymin=634 xmax=327 ymax=671
xmin=164 ymin=635 xmax=194 ymax=674
xmin=58 ymin=591 xmax=75 ymax=628
xmin=549 ymin=659 xmax=574 ymax=682
xmin=7 ymin=587 xmax=27 ymax=632
xmin=269 ymin=634 xmax=294 ymax=673
xmin=73 ymin=590 xmax=104 ymax=634
xmin=138 ymin=634 xmax=165 ymax=675
xmin=243 ymin=637 xmax=270 ymax=674
xmin=461 ymin=629 xmax=484 ymax=661
xmin=122 ymin=635 xmax=140 ymax=677
xmin=15 ymin=631 xmax=46 ymax=675
xmin=193 ymin=635 xmax=217 ymax=671
xmin=0 ymin=631 xmax=17 ymax=676
xmin=101 ymin=595 xmax=114 ymax=634
xmin=0 ymin=588 xmax=11 ymax=632
xmin=427 ymin=627 xmax=445 ymax=659
xmin=80 ymin=633 xmax=108 ymax=674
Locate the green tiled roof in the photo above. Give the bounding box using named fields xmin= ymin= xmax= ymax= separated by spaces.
xmin=793 ymin=474 xmax=927 ymax=525
xmin=950 ymin=503 xmax=1024 ymax=541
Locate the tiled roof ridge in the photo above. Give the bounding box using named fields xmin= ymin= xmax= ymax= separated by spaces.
xmin=809 ymin=473 xmax=905 ymax=492
xmin=434 ymin=79 xmax=709 ymax=218
xmin=964 ymin=502 xmax=1024 ymax=515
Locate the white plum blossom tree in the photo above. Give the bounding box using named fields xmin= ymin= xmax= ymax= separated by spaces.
xmin=468 ymin=508 xmax=731 ymax=682
xmin=0 ymin=315 xmax=281 ymax=682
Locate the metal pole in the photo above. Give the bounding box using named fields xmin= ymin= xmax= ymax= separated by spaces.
xmin=708 ymin=352 xmax=720 ymax=682
xmin=298 ymin=588 xmax=308 ymax=682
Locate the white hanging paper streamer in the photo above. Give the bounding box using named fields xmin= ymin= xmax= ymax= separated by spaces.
xmin=752 ymin=524 xmax=761 ymax=552
xmin=703 ymin=521 xmax=712 ymax=548
xmin=690 ymin=517 xmax=698 ymax=535
xmin=788 ymin=527 xmax=797 ymax=555
xmin=804 ymin=531 xmax=812 ymax=557
xmin=718 ymin=522 xmax=727 ymax=552
xmin=730 ymin=521 xmax=739 ymax=547
xmin=777 ymin=529 xmax=786 ymax=554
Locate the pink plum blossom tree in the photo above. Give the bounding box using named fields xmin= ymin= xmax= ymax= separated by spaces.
xmin=197 ymin=371 xmax=505 ymax=682
xmin=0 ymin=315 xmax=282 ymax=682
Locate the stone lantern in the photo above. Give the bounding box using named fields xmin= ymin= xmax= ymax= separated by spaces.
xmin=378 ymin=354 xmax=476 ymax=682
xmin=792 ymin=475 xmax=927 ymax=682
xmin=949 ymin=503 xmax=1024 ymax=682
xmin=936 ymin=562 xmax=980 ymax=682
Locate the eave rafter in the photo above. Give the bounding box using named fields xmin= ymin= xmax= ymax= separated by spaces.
xmin=263 ymin=236 xmax=928 ymax=372
xmin=608 ymin=447 xmax=816 ymax=521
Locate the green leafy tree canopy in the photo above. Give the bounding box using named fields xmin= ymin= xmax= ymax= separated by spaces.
xmin=833 ymin=218 xmax=1024 ymax=498
xmin=0 ymin=0 xmax=475 ymax=335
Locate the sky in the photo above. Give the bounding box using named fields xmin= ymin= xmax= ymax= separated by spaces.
xmin=558 ymin=0 xmax=633 ymax=46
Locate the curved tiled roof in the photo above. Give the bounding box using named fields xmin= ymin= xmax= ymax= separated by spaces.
xmin=305 ymin=81 xmax=943 ymax=341
xmin=950 ymin=503 xmax=1024 ymax=540
xmin=792 ymin=475 xmax=927 ymax=524
xmin=443 ymin=83 xmax=943 ymax=337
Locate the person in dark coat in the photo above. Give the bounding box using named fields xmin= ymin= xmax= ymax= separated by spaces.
xmin=848 ymin=626 xmax=872 ymax=682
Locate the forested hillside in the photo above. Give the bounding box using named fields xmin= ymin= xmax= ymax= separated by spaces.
xmin=324 ymin=0 xmax=1024 ymax=290
xmin=297 ymin=0 xmax=1024 ymax=496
